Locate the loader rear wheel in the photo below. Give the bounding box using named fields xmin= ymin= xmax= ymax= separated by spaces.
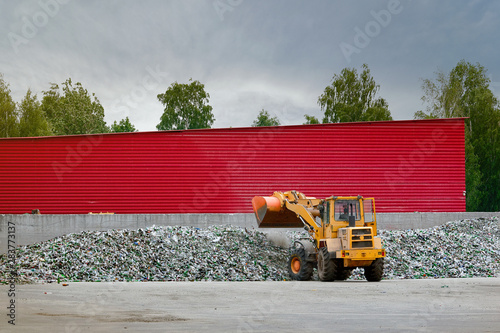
xmin=288 ymin=247 xmax=313 ymax=281
xmin=318 ymin=247 xmax=337 ymax=281
xmin=364 ymin=258 xmax=384 ymax=282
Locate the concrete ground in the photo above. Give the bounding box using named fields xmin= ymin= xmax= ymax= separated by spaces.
xmin=1 ymin=278 xmax=499 ymax=333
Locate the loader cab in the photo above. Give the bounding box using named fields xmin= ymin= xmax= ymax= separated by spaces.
xmin=326 ymin=196 xmax=375 ymax=227
xmin=330 ymin=196 xmax=378 ymax=231
xmin=334 ymin=200 xmax=361 ymax=223
xmin=321 ymin=196 xmax=378 ymax=239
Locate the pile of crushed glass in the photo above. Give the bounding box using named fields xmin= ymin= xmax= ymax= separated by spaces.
xmin=1 ymin=217 xmax=497 ymax=283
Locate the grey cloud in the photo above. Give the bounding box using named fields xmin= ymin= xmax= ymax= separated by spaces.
xmin=1 ymin=0 xmax=498 ymax=131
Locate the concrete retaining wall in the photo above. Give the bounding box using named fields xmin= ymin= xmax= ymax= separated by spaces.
xmin=1 ymin=212 xmax=499 ymax=254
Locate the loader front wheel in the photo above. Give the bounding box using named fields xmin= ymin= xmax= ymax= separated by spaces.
xmin=364 ymin=258 xmax=384 ymax=282
xmin=318 ymin=247 xmax=337 ymax=281
xmin=288 ymin=247 xmax=313 ymax=281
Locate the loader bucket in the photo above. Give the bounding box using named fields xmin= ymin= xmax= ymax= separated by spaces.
xmin=252 ymin=196 xmax=304 ymax=228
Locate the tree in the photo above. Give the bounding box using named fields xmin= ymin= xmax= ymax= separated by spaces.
xmin=252 ymin=109 xmax=280 ymax=127
xmin=303 ymin=115 xmax=320 ymax=125
xmin=415 ymin=60 xmax=500 ymax=211
xmin=0 ymin=73 xmax=19 ymax=138
xmin=157 ymin=79 xmax=215 ymax=131
xmin=111 ymin=117 xmax=137 ymax=133
xmin=41 ymin=79 xmax=109 ymax=135
xmin=318 ymin=64 xmax=392 ymax=123
xmin=18 ymin=89 xmax=52 ymax=137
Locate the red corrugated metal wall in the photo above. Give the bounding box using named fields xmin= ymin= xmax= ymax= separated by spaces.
xmin=0 ymin=118 xmax=465 ymax=214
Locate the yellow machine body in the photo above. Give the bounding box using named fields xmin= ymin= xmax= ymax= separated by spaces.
xmin=252 ymin=191 xmax=386 ymax=275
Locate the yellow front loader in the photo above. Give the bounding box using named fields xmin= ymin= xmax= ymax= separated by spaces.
xmin=252 ymin=190 xmax=385 ymax=281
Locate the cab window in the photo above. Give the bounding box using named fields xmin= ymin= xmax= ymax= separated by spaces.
xmin=334 ymin=200 xmax=361 ymax=221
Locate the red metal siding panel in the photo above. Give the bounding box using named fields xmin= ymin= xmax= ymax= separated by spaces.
xmin=0 ymin=118 xmax=465 ymax=214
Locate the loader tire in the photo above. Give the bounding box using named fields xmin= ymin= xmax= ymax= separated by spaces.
xmin=318 ymin=247 xmax=337 ymax=281
xmin=364 ymin=258 xmax=384 ymax=282
xmin=288 ymin=247 xmax=313 ymax=281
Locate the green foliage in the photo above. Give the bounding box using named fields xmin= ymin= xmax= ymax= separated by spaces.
xmin=413 ymin=110 xmax=437 ymax=120
xmin=111 ymin=117 xmax=137 ymax=133
xmin=18 ymin=89 xmax=52 ymax=137
xmin=252 ymin=109 xmax=280 ymax=127
xmin=318 ymin=64 xmax=393 ymax=123
xmin=464 ymin=135 xmax=483 ymax=211
xmin=415 ymin=60 xmax=500 ymax=211
xmin=0 ymin=74 xmax=19 ymax=138
xmin=157 ymin=79 xmax=215 ymax=131
xmin=303 ymin=114 xmax=320 ymax=125
xmin=41 ymin=79 xmax=109 ymax=135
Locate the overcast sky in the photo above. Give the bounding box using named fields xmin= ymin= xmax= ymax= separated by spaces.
xmin=1 ymin=0 xmax=499 ymax=131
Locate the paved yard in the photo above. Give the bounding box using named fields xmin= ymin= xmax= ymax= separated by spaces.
xmin=1 ymin=278 xmax=499 ymax=332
